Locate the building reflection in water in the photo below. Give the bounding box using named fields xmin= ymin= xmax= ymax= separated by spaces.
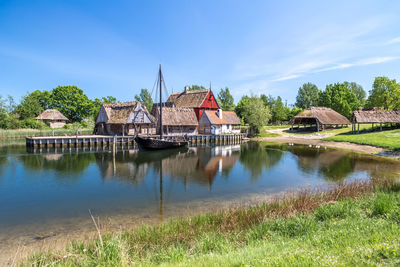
xmin=18 ymin=143 xmax=400 ymax=217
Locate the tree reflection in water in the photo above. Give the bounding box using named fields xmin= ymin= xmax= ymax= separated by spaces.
xmin=17 ymin=152 xmax=95 ymax=178
xmin=239 ymin=142 xmax=283 ymax=181
xmin=286 ymin=147 xmax=356 ymax=181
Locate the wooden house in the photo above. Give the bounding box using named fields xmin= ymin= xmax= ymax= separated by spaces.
xmin=290 ymin=107 xmax=351 ymax=131
xmin=166 ymin=87 xmax=220 ymax=120
xmin=35 ymin=109 xmax=69 ymax=128
xmin=151 ymin=105 xmax=198 ymax=135
xmin=94 ymin=102 xmax=154 ymax=136
xmin=351 ymin=108 xmax=400 ymax=132
xmin=198 ymin=109 xmax=241 ymax=135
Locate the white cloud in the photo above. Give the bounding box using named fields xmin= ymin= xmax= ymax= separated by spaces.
xmin=231 ymin=16 xmax=400 ymax=85
xmin=315 ymin=56 xmax=399 ymax=73
xmin=386 ymin=37 xmax=400 ymax=45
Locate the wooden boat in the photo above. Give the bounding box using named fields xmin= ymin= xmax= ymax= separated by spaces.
xmin=135 ymin=136 xmax=188 ymax=150
xmin=135 ymin=65 xmax=189 ymax=150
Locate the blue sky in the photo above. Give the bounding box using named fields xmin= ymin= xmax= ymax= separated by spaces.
xmin=0 ymin=0 xmax=399 ymax=105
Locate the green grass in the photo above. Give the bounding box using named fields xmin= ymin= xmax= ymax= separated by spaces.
xmin=263 ymin=125 xmax=291 ymax=130
xmin=252 ymin=125 xmax=291 ymax=137
xmin=25 ymin=179 xmax=400 ymax=266
xmin=255 ymin=131 xmax=281 ymax=137
xmin=0 ymin=128 xmax=93 ymax=139
xmin=324 ymin=129 xmax=400 ymax=150
xmin=285 ymin=124 xmax=375 ymax=135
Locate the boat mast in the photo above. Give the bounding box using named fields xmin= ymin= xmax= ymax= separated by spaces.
xmin=159 ymin=65 xmax=163 ymax=139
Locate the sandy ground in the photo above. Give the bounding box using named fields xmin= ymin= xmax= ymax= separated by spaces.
xmin=254 ymin=128 xmax=387 ymax=154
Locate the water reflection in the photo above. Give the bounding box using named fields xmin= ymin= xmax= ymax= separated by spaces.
xmin=18 ymin=152 xmax=95 ymax=175
xmin=239 ymin=142 xmax=283 ymax=180
xmin=1 ymin=142 xmax=400 ymax=233
xmin=16 ymin=142 xmax=400 ymax=185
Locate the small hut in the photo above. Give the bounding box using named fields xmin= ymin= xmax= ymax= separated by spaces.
xmin=291 ymin=107 xmax=351 ymax=132
xmin=94 ymin=102 xmax=154 ymax=136
xmin=35 ymin=109 xmax=69 ymax=128
xmin=351 ymin=108 xmax=400 ymax=133
xmin=151 ymin=105 xmax=198 ymax=135
xmin=198 ymin=109 xmax=241 ymax=135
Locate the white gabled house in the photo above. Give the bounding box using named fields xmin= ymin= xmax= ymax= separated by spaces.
xmin=198 ymin=109 xmax=241 ymax=135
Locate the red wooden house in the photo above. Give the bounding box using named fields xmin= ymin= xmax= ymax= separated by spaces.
xmin=166 ymin=87 xmax=220 ymax=120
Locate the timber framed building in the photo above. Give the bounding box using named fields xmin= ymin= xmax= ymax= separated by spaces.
xmin=291 ymin=107 xmax=351 ymax=132
xmin=94 ymin=102 xmax=154 ymax=136
xmin=151 ymin=105 xmax=198 ymax=135
xmin=166 ymin=87 xmax=220 ymax=120
xmin=351 ymin=108 xmax=400 ymax=132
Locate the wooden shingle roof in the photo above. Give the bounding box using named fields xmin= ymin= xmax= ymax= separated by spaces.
xmin=292 ymin=107 xmax=351 ymax=125
xmin=202 ymin=110 xmax=241 ymax=125
xmin=352 ymin=109 xmax=400 ymax=123
xmin=36 ymin=109 xmax=68 ymax=121
xmin=166 ymin=89 xmax=210 ymax=108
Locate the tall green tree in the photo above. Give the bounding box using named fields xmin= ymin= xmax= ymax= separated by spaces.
xmin=295 ymin=83 xmax=320 ymax=109
xmin=49 ymin=85 xmax=93 ymax=122
xmin=217 ymin=87 xmax=235 ymax=111
xmin=241 ymin=96 xmax=271 ymax=133
xmin=234 ymin=95 xmax=251 ymax=122
xmin=366 ymin=77 xmax=400 ymax=110
xmin=134 ymin=89 xmax=154 ymax=111
xmin=15 ymin=90 xmax=51 ymax=120
xmin=271 ymin=96 xmax=289 ymax=122
xmin=343 ymin=82 xmax=366 ymax=106
xmin=319 ymin=83 xmax=360 ymax=118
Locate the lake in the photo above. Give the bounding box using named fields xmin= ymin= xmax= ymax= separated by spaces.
xmin=0 ymin=141 xmax=399 ymax=260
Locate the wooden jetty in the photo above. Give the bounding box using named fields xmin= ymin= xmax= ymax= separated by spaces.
xmin=25 ymin=134 xmax=246 ymax=148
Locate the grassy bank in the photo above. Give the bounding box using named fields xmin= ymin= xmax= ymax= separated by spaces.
xmin=324 ymin=129 xmax=400 ymax=150
xmin=26 ymin=179 xmax=400 ymax=266
xmin=0 ymin=128 xmax=93 ymax=139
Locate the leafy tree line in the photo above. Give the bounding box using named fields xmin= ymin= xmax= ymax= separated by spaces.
xmin=294 ymin=77 xmax=400 ymax=118
xmin=0 ymin=85 xmax=117 ymax=129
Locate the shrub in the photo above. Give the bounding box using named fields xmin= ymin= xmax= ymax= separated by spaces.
xmin=21 ymin=118 xmax=48 ymax=129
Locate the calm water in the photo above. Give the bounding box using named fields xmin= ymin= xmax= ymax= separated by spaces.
xmin=0 ymin=141 xmax=400 ymax=250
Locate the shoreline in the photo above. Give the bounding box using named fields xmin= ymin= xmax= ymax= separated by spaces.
xmin=252 ymin=136 xmax=388 ymax=155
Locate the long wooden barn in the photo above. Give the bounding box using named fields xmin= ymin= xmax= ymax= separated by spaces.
xmin=351 ymin=108 xmax=400 ymax=132
xmin=151 ymin=105 xmax=198 ymax=135
xmin=291 ymin=107 xmax=351 ymax=132
xmin=94 ymin=102 xmax=154 ymax=136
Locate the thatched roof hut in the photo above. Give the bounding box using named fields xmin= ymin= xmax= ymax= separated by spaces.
xmin=95 ymin=101 xmax=154 ymax=135
xmin=36 ymin=109 xmax=68 ymax=121
xmin=151 ymin=106 xmax=198 ymax=126
xmin=151 ymin=105 xmax=198 ymax=135
xmin=351 ymin=108 xmax=400 ymax=124
xmin=97 ymin=102 xmax=154 ymax=124
xmin=291 ymin=107 xmax=351 ymax=131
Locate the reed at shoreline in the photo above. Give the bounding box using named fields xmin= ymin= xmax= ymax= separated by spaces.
xmin=22 ymin=178 xmax=400 ymax=266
